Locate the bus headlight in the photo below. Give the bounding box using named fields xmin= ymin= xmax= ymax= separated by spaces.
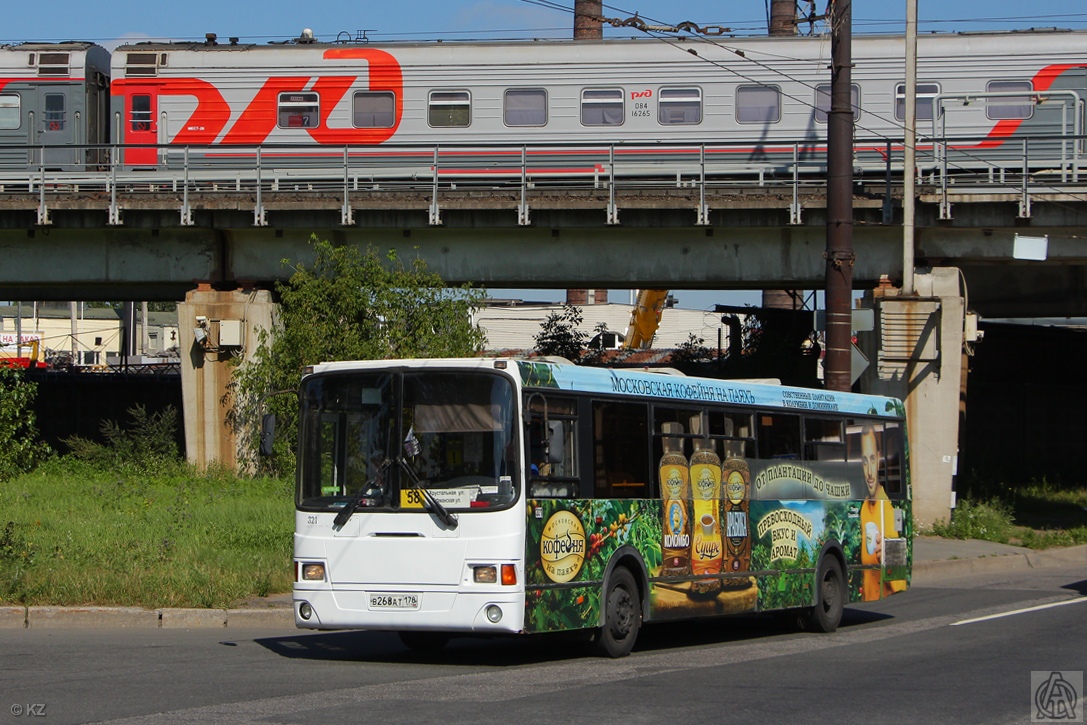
xmin=301 ymin=563 xmax=325 ymax=581
xmin=473 ymin=566 xmax=497 ymax=584
xmin=299 ymin=601 xmax=313 ymax=620
xmin=485 ymin=605 xmax=503 ymax=623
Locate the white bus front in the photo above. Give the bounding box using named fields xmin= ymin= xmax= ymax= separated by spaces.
xmin=292 ymin=362 xmax=525 ymax=646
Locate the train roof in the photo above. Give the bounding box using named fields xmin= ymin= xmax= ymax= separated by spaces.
xmin=111 ymin=25 xmax=1087 ymax=53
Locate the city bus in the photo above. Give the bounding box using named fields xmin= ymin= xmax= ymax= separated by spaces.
xmin=290 ymin=357 xmax=911 ymax=657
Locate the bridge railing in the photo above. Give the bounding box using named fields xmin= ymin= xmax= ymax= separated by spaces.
xmin=0 ymin=134 xmax=1083 ymax=225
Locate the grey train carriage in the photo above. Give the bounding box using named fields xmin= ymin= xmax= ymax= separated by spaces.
xmin=0 ymin=42 xmax=111 ymax=170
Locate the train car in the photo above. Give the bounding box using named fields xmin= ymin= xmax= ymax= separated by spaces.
xmin=0 ymin=42 xmax=111 ymax=170
xmin=107 ymin=29 xmax=1086 ymax=178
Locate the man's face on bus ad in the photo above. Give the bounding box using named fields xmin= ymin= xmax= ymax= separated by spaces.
xmin=861 ymin=429 xmax=879 ymax=499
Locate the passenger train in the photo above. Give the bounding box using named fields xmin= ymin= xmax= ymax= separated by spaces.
xmin=0 ymin=28 xmax=1084 ymax=177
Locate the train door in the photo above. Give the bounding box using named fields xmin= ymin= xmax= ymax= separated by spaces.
xmin=35 ymin=88 xmax=78 ymax=169
xmin=123 ymin=87 xmax=157 ymax=166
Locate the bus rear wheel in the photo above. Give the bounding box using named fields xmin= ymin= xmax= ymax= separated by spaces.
xmin=398 ymin=631 xmax=450 ymax=653
xmin=594 ymin=567 xmax=642 ymax=658
xmin=804 ymin=556 xmax=845 ymax=633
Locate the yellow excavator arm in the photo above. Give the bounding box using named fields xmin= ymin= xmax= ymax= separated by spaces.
xmin=623 ymin=289 xmax=669 ymax=350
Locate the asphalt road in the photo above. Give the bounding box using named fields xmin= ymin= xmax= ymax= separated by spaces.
xmin=2 ymin=563 xmax=1085 ymax=725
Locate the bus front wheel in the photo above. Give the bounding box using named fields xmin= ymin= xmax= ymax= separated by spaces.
xmin=804 ymin=556 xmax=845 ymax=633
xmin=594 ymin=567 xmax=642 ymax=658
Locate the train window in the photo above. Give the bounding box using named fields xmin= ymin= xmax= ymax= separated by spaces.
xmin=581 ymin=88 xmax=624 ymax=126
xmin=125 ymin=53 xmax=159 ymax=77
xmin=504 ymin=88 xmax=547 ymax=127
xmin=130 ymin=95 xmax=152 ymax=132
xmin=736 ymin=85 xmax=781 ymax=124
xmin=44 ymin=94 xmax=65 ymax=132
xmin=814 ymin=83 xmax=861 ymax=123
xmin=658 ymin=87 xmax=702 ymax=125
xmin=895 ymin=83 xmax=941 ymax=122
xmin=352 ymin=91 xmax=395 ymax=128
xmin=0 ymin=95 xmax=20 ymax=130
xmin=278 ymin=92 xmax=320 ymax=129
xmin=37 ymin=53 xmax=70 ymax=76
xmin=428 ymin=91 xmax=471 ymax=128
xmin=986 ymin=80 xmax=1033 ymax=120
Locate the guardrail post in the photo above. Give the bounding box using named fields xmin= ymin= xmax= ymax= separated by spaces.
xmin=341 ymin=146 xmax=354 ymax=226
xmin=1019 ymin=138 xmax=1032 ymax=219
xmin=882 ymin=139 xmax=893 ymax=224
xmin=696 ymin=144 xmax=710 ymax=226
xmin=36 ymin=160 xmax=51 ymax=226
xmin=517 ymin=145 xmax=530 ymax=226
xmin=606 ymin=145 xmax=619 ymax=225
xmin=108 ymin=152 xmax=122 ymax=225
xmin=429 ymin=145 xmax=442 ymax=226
xmin=180 ymin=146 xmax=193 ymax=226
xmin=939 ymin=135 xmax=952 ymax=220
xmin=253 ymin=146 xmax=267 ymax=226
xmin=789 ymin=142 xmax=802 ymax=225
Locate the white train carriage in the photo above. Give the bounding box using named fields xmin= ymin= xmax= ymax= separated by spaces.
xmin=107 ymin=29 xmax=1086 ymax=181
xmin=0 ymin=42 xmax=111 ymax=170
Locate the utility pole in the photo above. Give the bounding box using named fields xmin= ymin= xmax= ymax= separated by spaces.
xmin=824 ymin=0 xmax=855 ymax=392
xmin=902 ymin=0 xmax=918 ymax=295
xmin=573 ymin=0 xmax=603 ymax=39
xmin=769 ymin=0 xmax=796 ymax=35
xmin=762 ymin=0 xmax=799 ymax=313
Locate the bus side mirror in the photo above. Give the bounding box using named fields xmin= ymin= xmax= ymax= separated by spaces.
xmin=259 ymin=414 xmax=276 ymax=457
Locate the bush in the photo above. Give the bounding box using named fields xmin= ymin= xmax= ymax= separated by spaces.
xmin=0 ymin=367 xmax=51 ymax=481
xmin=62 ymin=404 xmax=181 ymax=474
xmin=928 ymin=498 xmax=1015 ymax=543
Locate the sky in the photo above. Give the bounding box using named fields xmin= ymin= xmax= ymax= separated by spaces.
xmin=5 ymin=0 xmax=1082 ymax=310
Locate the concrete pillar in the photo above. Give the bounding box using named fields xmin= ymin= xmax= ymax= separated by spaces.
xmin=858 ymin=268 xmax=966 ymax=527
xmin=177 ymin=286 xmax=276 ymax=470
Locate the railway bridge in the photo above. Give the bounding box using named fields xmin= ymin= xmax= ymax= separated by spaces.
xmin=1 ymin=139 xmax=1085 ymax=525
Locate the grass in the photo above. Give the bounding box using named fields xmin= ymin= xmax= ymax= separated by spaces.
xmin=927 ymin=477 xmax=1087 ymax=549
xmin=0 ymin=457 xmax=293 ymax=608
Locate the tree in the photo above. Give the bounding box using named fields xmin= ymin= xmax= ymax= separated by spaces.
xmin=670 ymin=333 xmax=714 ymax=364
xmin=229 ymin=235 xmax=487 ymax=472
xmin=533 ymin=304 xmax=588 ymax=362
xmin=0 ymin=368 xmax=50 ymax=481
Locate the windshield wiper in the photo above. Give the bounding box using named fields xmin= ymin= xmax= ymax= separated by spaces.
xmin=396 ymin=457 xmax=459 ymax=529
xmin=333 ymin=459 xmax=391 ymax=529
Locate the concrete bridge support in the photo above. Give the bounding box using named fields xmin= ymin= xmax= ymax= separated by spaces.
xmin=177 ymin=287 xmax=276 ymax=470
xmin=859 ymin=268 xmax=968 ymax=527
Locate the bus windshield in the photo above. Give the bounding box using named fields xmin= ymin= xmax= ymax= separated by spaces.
xmin=297 ymin=370 xmax=518 ymax=512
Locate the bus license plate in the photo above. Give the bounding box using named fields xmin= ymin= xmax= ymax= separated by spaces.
xmin=369 ymin=593 xmax=420 ymax=610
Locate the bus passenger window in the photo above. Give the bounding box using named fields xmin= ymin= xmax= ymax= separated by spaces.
xmin=757 ymin=412 xmax=801 ymax=459
xmin=804 ymin=417 xmax=845 ymax=462
xmin=593 ymin=400 xmax=649 ymax=498
xmin=525 ymin=396 xmax=579 ymax=498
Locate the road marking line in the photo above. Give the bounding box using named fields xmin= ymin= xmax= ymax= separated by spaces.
xmin=950 ymin=596 xmax=1087 ymax=626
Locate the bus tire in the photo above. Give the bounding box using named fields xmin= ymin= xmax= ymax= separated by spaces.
xmin=398 ymin=631 xmax=450 ymax=653
xmin=805 ymin=555 xmax=845 ymax=633
xmin=594 ymin=567 xmax=641 ymax=658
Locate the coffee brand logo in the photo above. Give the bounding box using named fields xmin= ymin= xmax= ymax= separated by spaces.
xmin=540 ymin=510 xmax=587 ymax=583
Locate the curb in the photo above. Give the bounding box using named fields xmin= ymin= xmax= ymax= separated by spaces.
xmin=0 ymin=605 xmax=295 ymax=630
xmin=913 ymin=543 xmax=1087 ymax=580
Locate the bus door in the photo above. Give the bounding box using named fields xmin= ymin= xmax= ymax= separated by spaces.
xmin=36 ymin=88 xmax=77 ymax=169
xmin=123 ymin=87 xmax=157 ymax=167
